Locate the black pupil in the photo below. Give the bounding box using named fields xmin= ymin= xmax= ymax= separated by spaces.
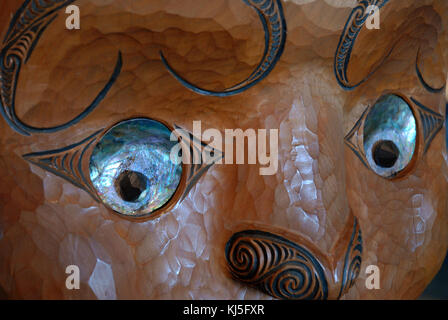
xmin=115 ymin=170 xmax=148 ymax=202
xmin=372 ymin=140 xmax=400 ymax=168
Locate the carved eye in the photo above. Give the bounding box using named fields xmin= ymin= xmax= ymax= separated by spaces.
xmin=89 ymin=119 xmax=183 ymax=217
xmin=363 ymin=94 xmax=417 ymax=178
xmin=345 ymin=94 xmax=420 ymax=179
xmin=23 ymin=118 xmax=223 ymax=221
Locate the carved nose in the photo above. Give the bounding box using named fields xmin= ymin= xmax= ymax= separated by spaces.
xmin=224 ymin=215 xmax=363 ymax=300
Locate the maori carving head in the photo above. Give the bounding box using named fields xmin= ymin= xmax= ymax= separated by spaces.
xmin=0 ymin=0 xmax=447 ymax=299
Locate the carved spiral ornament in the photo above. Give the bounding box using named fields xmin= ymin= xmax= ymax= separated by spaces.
xmin=225 ymin=230 xmax=329 ymax=300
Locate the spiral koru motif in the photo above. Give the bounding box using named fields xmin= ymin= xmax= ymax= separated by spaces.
xmin=337 ymin=218 xmax=363 ymax=299
xmin=225 ymin=230 xmax=328 ymax=300
xmin=334 ymin=0 xmax=390 ymax=90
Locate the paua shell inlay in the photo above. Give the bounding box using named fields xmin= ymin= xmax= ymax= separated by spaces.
xmin=89 ymin=118 xmax=182 ymax=217
xmin=363 ymin=94 xmax=417 ymax=178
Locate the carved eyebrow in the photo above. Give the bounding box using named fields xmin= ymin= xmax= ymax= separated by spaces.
xmin=415 ymin=49 xmax=446 ymax=94
xmin=0 ymin=0 xmax=122 ymax=136
xmin=334 ymin=0 xmax=391 ymax=90
xmin=3 ymin=0 xmax=76 ymax=44
xmin=160 ymin=0 xmax=287 ymax=97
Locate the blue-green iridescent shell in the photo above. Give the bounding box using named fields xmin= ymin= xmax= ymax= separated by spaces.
xmin=89 ymin=118 xmax=182 ymax=217
xmin=363 ymin=94 xmax=417 ymax=178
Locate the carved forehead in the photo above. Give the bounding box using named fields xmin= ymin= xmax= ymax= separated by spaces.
xmin=1 ymin=0 xmax=445 ymax=38
xmin=1 ymin=0 xmax=447 ymax=141
xmin=0 ymin=0 xmax=340 ymax=134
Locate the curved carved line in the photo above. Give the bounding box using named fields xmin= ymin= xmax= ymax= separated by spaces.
xmin=172 ymin=125 xmax=224 ymax=201
xmin=0 ymin=0 xmax=122 ymax=135
xmin=334 ymin=0 xmax=390 ymax=90
xmin=415 ymin=49 xmax=445 ymax=94
xmin=225 ymin=230 xmax=328 ymax=300
xmin=337 ymin=218 xmax=363 ymax=299
xmin=22 ymin=129 xmax=103 ymax=200
xmin=160 ymin=0 xmax=287 ymax=97
xmin=411 ymin=97 xmax=444 ymax=154
xmin=344 ymin=105 xmax=371 ymax=168
xmin=4 ymin=0 xmax=76 ymax=46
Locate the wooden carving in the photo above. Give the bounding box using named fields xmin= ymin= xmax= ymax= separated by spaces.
xmin=0 ymin=0 xmax=447 ymax=300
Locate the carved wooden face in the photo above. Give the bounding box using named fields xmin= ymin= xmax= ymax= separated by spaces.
xmin=0 ymin=0 xmax=447 ymax=299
